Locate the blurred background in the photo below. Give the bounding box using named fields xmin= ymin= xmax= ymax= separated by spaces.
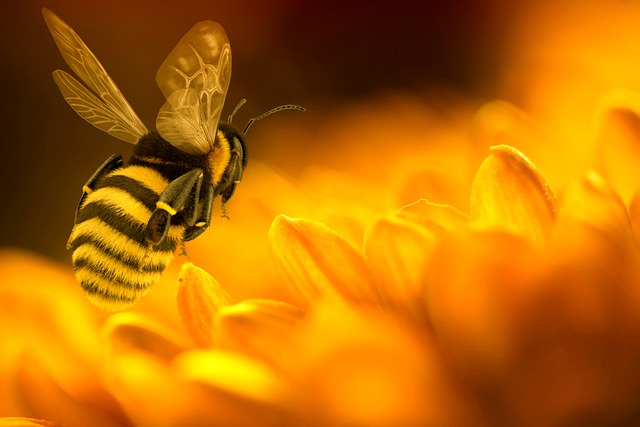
xmin=3 ymin=0 xmax=640 ymax=265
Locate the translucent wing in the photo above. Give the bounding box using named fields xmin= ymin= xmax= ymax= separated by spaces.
xmin=156 ymin=21 xmax=231 ymax=155
xmin=42 ymin=8 xmax=148 ymax=144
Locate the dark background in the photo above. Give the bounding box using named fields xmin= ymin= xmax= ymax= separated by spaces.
xmin=1 ymin=0 xmax=527 ymax=264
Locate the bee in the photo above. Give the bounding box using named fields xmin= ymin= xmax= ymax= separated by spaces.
xmin=43 ymin=8 xmax=304 ymax=311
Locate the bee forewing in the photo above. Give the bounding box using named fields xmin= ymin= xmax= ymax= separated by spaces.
xmin=42 ymin=8 xmax=148 ymax=143
xmin=155 ymin=20 xmax=231 ymax=154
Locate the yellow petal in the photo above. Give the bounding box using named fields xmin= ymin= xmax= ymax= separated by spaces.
xmin=171 ymin=350 xmax=292 ymax=426
xmin=269 ymin=215 xmax=377 ymax=307
xmin=556 ymin=171 xmax=634 ymax=250
xmin=424 ymin=230 xmax=541 ymax=381
xmin=101 ymin=312 xmax=189 ymax=363
xmin=11 ymin=352 xmax=127 ymax=427
xmin=592 ymin=88 xmax=640 ymax=203
xmin=0 ymin=418 xmax=65 ymax=427
xmin=470 ymin=145 xmax=557 ymax=244
xmin=214 ymin=299 xmax=305 ymax=371
xmin=177 ymin=263 xmax=230 ymax=348
xmin=364 ymin=213 xmax=437 ymax=321
xmin=291 ymin=301 xmax=477 ymax=426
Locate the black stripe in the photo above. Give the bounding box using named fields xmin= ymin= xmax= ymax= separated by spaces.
xmin=75 ymin=201 xmax=180 ymax=252
xmin=76 ymin=201 xmax=146 ymax=245
xmin=95 ymin=175 xmax=159 ymax=211
xmin=80 ymin=279 xmax=138 ymax=304
xmin=74 ymin=258 xmax=161 ymax=290
xmin=70 ymin=234 xmax=175 ymax=272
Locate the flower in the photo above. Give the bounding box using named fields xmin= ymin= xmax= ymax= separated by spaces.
xmin=7 ymin=2 xmax=640 ymax=424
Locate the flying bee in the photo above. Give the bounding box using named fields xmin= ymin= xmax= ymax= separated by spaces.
xmin=43 ymin=8 xmax=304 ymax=311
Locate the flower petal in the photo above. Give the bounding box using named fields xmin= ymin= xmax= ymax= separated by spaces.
xmin=269 ymin=215 xmax=377 ymax=306
xmin=592 ymin=88 xmax=640 ymax=203
xmin=214 ymin=299 xmax=305 ymax=371
xmin=177 ymin=263 xmax=230 ymax=348
xmin=470 ymin=145 xmax=557 ymax=244
xmin=0 ymin=418 xmax=66 ymax=427
xmin=364 ymin=212 xmax=437 ymax=320
xmin=11 ymin=352 xmax=128 ymax=427
xmin=290 ymin=301 xmax=478 ymax=426
xmin=556 ymin=171 xmax=634 ymax=249
xmin=171 ymin=349 xmax=292 ymax=426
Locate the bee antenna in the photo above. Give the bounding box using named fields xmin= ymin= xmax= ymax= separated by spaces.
xmin=242 ymin=104 xmax=306 ymax=136
xmin=228 ymin=98 xmax=247 ymax=124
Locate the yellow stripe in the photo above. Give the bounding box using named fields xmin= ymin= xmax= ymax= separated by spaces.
xmin=208 ymin=130 xmax=232 ymax=186
xmin=156 ymin=201 xmax=177 ymax=216
xmin=69 ymin=217 xmax=186 ymax=255
xmin=83 ymin=187 xmax=153 ymax=224
xmin=76 ymin=268 xmax=143 ymax=300
xmin=70 ymin=218 xmax=148 ymax=258
xmin=108 ymin=166 xmax=168 ymax=195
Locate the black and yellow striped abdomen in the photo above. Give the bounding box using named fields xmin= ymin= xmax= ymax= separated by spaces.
xmin=67 ymin=165 xmax=185 ymax=311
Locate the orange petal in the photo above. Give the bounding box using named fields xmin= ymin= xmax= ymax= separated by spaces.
xmin=214 ymin=299 xmax=305 ymax=371
xmin=101 ymin=313 xmax=189 ymax=363
xmin=171 ymin=349 xmax=292 ymax=426
xmin=556 ymin=171 xmax=634 ymax=250
xmin=269 ymin=215 xmax=377 ymax=307
xmin=291 ymin=301 xmax=478 ymax=426
xmin=364 ymin=212 xmax=437 ymax=320
xmin=11 ymin=352 xmax=128 ymax=427
xmin=177 ymin=263 xmax=230 ymax=348
xmin=592 ymin=88 xmax=640 ymax=203
xmin=424 ymin=230 xmax=542 ymax=382
xmin=470 ymin=145 xmax=557 ymax=245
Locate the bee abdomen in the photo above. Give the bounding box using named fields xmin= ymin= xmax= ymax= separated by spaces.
xmin=68 ymin=166 xmax=184 ymax=311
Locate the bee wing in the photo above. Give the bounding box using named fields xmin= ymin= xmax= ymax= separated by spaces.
xmin=42 ymin=8 xmax=148 ymax=143
xmin=155 ymin=21 xmax=231 ymax=155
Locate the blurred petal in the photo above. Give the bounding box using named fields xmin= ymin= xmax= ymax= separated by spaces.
xmin=101 ymin=313 xmax=189 ymax=363
xmin=364 ymin=209 xmax=438 ymax=320
xmin=12 ymin=352 xmax=129 ymax=427
xmin=100 ymin=314 xmax=192 ymax=427
xmin=592 ymin=88 xmax=640 ymax=203
xmin=0 ymin=418 xmax=65 ymax=427
xmin=172 ymin=349 xmax=292 ymax=426
xmin=470 ymin=145 xmax=557 ymax=245
xmin=177 ymin=263 xmax=230 ymax=348
xmin=291 ymin=302 xmax=479 ymax=426
xmin=424 ymin=230 xmax=542 ymax=382
xmin=556 ymin=171 xmax=634 ymax=250
xmin=395 ymin=199 xmax=468 ymax=234
xmin=269 ymin=215 xmax=378 ymax=307
xmin=214 ymin=299 xmax=305 ymax=371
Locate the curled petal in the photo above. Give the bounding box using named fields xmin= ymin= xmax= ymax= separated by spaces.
xmin=269 ymin=215 xmax=378 ymax=307
xmin=214 ymin=299 xmax=305 ymax=371
xmin=177 ymin=263 xmax=230 ymax=348
xmin=470 ymin=145 xmax=557 ymax=245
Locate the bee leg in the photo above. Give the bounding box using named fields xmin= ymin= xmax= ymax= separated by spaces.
xmin=183 ymin=184 xmax=214 ymax=241
xmin=74 ymin=154 xmax=123 ymax=223
xmin=143 ymin=169 xmax=203 ymax=246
